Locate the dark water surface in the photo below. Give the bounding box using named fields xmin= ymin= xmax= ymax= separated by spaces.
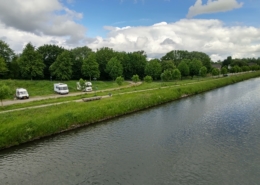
xmin=1 ymin=78 xmax=260 ymax=185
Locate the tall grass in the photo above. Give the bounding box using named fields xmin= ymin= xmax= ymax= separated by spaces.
xmin=0 ymin=72 xmax=260 ymax=149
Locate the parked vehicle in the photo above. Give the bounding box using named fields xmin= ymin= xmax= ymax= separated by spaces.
xmin=16 ymin=88 xmax=29 ymax=99
xmin=54 ymin=83 xmax=69 ymax=94
xmin=76 ymin=81 xmax=92 ymax=92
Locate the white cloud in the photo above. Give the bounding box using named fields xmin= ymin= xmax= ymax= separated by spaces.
xmin=88 ymin=19 xmax=260 ymax=61
xmin=0 ymin=0 xmax=86 ymax=45
xmin=187 ymin=0 xmax=243 ymax=18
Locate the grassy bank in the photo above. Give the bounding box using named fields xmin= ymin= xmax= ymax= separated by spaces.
xmin=1 ymin=72 xmax=260 ymax=149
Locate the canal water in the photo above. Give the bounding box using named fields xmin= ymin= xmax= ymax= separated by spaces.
xmin=1 ymin=78 xmax=260 ymax=185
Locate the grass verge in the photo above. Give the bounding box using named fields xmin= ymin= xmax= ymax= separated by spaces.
xmin=1 ymin=71 xmax=260 ymax=150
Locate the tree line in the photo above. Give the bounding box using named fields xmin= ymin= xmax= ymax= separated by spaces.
xmin=1 ymin=40 xmax=260 ymax=82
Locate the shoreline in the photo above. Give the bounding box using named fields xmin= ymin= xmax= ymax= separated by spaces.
xmin=1 ymin=71 xmax=260 ymax=150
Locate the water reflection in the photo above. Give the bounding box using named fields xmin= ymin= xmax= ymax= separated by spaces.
xmin=1 ymin=78 xmax=260 ymax=185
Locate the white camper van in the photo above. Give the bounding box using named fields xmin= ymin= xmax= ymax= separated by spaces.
xmin=16 ymin=88 xmax=29 ymax=99
xmin=76 ymin=81 xmax=92 ymax=92
xmin=54 ymin=83 xmax=69 ymax=94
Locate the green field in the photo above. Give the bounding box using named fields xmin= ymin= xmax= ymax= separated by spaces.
xmin=1 ymin=72 xmax=260 ymax=150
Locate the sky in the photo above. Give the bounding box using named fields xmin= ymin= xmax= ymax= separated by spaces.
xmin=0 ymin=0 xmax=259 ymax=62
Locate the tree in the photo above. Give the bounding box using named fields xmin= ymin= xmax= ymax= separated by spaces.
xmin=49 ymin=50 xmax=72 ymax=80
xmin=37 ymin=44 xmax=65 ymax=79
xmin=82 ymin=53 xmax=100 ymax=81
xmin=105 ymin=57 xmax=123 ymax=80
xmin=211 ymin=68 xmax=220 ymax=77
xmin=116 ymin=76 xmax=124 ymax=86
xmin=189 ymin=59 xmax=202 ymax=78
xmin=95 ymin=47 xmax=116 ymax=80
xmin=0 ymin=57 xmax=8 ymax=75
xmin=132 ymin=74 xmax=140 ymax=84
xmin=172 ymin=69 xmax=181 ymax=81
xmin=199 ymin=66 xmax=207 ymax=77
xmin=18 ymin=43 xmax=45 ymax=80
xmin=0 ymin=84 xmax=10 ymax=106
xmin=161 ymin=60 xmax=176 ymax=72
xmin=79 ymin=78 xmax=86 ymax=91
xmin=161 ymin=69 xmax=172 ymax=81
xmin=221 ymin=67 xmax=228 ymax=76
xmin=0 ymin=40 xmax=14 ymax=63
xmin=145 ymin=59 xmax=162 ymax=80
xmin=178 ymin=60 xmax=190 ymax=79
xmin=70 ymin=46 xmax=92 ymax=80
xmin=144 ymin=75 xmax=153 ymax=83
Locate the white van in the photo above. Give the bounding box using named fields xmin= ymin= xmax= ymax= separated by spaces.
xmin=54 ymin=83 xmax=69 ymax=94
xmin=76 ymin=81 xmax=92 ymax=92
xmin=16 ymin=88 xmax=29 ymax=99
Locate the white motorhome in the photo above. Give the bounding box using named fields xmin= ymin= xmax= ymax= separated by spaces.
xmin=76 ymin=81 xmax=92 ymax=92
xmin=54 ymin=83 xmax=69 ymax=94
xmin=16 ymin=88 xmax=29 ymax=99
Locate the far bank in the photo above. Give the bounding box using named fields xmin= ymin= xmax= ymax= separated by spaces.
xmin=1 ymin=71 xmax=260 ymax=150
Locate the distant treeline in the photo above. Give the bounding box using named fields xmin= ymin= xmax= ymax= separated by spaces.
xmin=1 ymin=40 xmax=260 ymax=81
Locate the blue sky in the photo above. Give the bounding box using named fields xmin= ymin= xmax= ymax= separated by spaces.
xmin=0 ymin=0 xmax=259 ymax=61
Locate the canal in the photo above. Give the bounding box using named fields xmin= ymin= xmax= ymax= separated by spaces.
xmin=1 ymin=78 xmax=260 ymax=185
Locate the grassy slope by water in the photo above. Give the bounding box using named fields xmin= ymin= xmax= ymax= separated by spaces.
xmin=1 ymin=72 xmax=260 ymax=149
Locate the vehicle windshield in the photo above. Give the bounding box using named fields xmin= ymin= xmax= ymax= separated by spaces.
xmin=60 ymin=87 xmax=68 ymax=90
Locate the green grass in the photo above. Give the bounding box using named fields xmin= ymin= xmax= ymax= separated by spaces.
xmin=1 ymin=71 xmax=260 ymax=149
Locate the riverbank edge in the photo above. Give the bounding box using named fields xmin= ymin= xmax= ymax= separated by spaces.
xmin=1 ymin=72 xmax=260 ymax=150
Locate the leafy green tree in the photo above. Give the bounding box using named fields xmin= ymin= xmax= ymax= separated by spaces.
xmin=177 ymin=60 xmax=190 ymax=78
xmin=49 ymin=50 xmax=72 ymax=80
xmin=144 ymin=75 xmax=153 ymax=83
xmin=116 ymin=76 xmax=124 ymax=86
xmin=18 ymin=43 xmax=45 ymax=80
xmin=172 ymin=69 xmax=181 ymax=81
xmin=70 ymin=46 xmax=92 ymax=80
xmin=0 ymin=57 xmax=8 ymax=75
xmin=145 ymin=59 xmax=162 ymax=80
xmin=132 ymin=74 xmax=140 ymax=84
xmin=0 ymin=40 xmax=14 ymax=63
xmin=199 ymin=66 xmax=207 ymax=77
xmin=161 ymin=60 xmax=176 ymax=72
xmin=189 ymin=59 xmax=202 ymax=78
xmin=241 ymin=66 xmax=250 ymax=72
xmin=0 ymin=84 xmax=11 ymax=106
xmin=82 ymin=53 xmax=100 ymax=81
xmin=95 ymin=47 xmax=116 ymax=80
xmin=37 ymin=44 xmax=65 ymax=79
xmin=105 ymin=57 xmax=123 ymax=80
xmin=79 ymin=78 xmax=86 ymax=91
xmin=211 ymin=68 xmax=220 ymax=77
xmin=161 ymin=69 xmax=172 ymax=81
xmin=221 ymin=67 xmax=228 ymax=76
xmin=222 ymin=56 xmax=232 ymax=68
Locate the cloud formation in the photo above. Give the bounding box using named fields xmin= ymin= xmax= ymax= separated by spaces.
xmin=88 ymin=19 xmax=260 ymax=61
xmin=0 ymin=0 xmax=86 ymax=45
xmin=187 ymin=0 xmax=243 ymax=18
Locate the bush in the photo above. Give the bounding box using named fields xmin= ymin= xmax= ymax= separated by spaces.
xmin=144 ymin=75 xmax=153 ymax=83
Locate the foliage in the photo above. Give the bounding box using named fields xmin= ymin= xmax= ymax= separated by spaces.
xmin=0 ymin=40 xmax=15 ymax=63
xmin=177 ymin=60 xmax=190 ymax=78
xmin=37 ymin=44 xmax=65 ymax=79
xmin=0 ymin=57 xmax=8 ymax=75
xmin=145 ymin=59 xmax=162 ymax=80
xmin=189 ymin=59 xmax=203 ymax=78
xmin=115 ymin=76 xmax=124 ymax=86
xmin=161 ymin=69 xmax=172 ymax=81
xmin=105 ymin=57 xmax=123 ymax=80
xmin=221 ymin=67 xmax=228 ymax=76
xmin=211 ymin=68 xmax=220 ymax=76
xmin=0 ymin=84 xmax=11 ymax=106
xmin=78 ymin=78 xmax=86 ymax=91
xmin=82 ymin=53 xmax=100 ymax=81
xmin=18 ymin=43 xmax=45 ymax=80
xmin=143 ymin=75 xmax=153 ymax=83
xmin=199 ymin=66 xmax=207 ymax=77
xmin=161 ymin=60 xmax=176 ymax=72
xmin=172 ymin=69 xmax=181 ymax=81
xmin=132 ymin=74 xmax=140 ymax=84
xmin=49 ymin=50 xmax=72 ymax=80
